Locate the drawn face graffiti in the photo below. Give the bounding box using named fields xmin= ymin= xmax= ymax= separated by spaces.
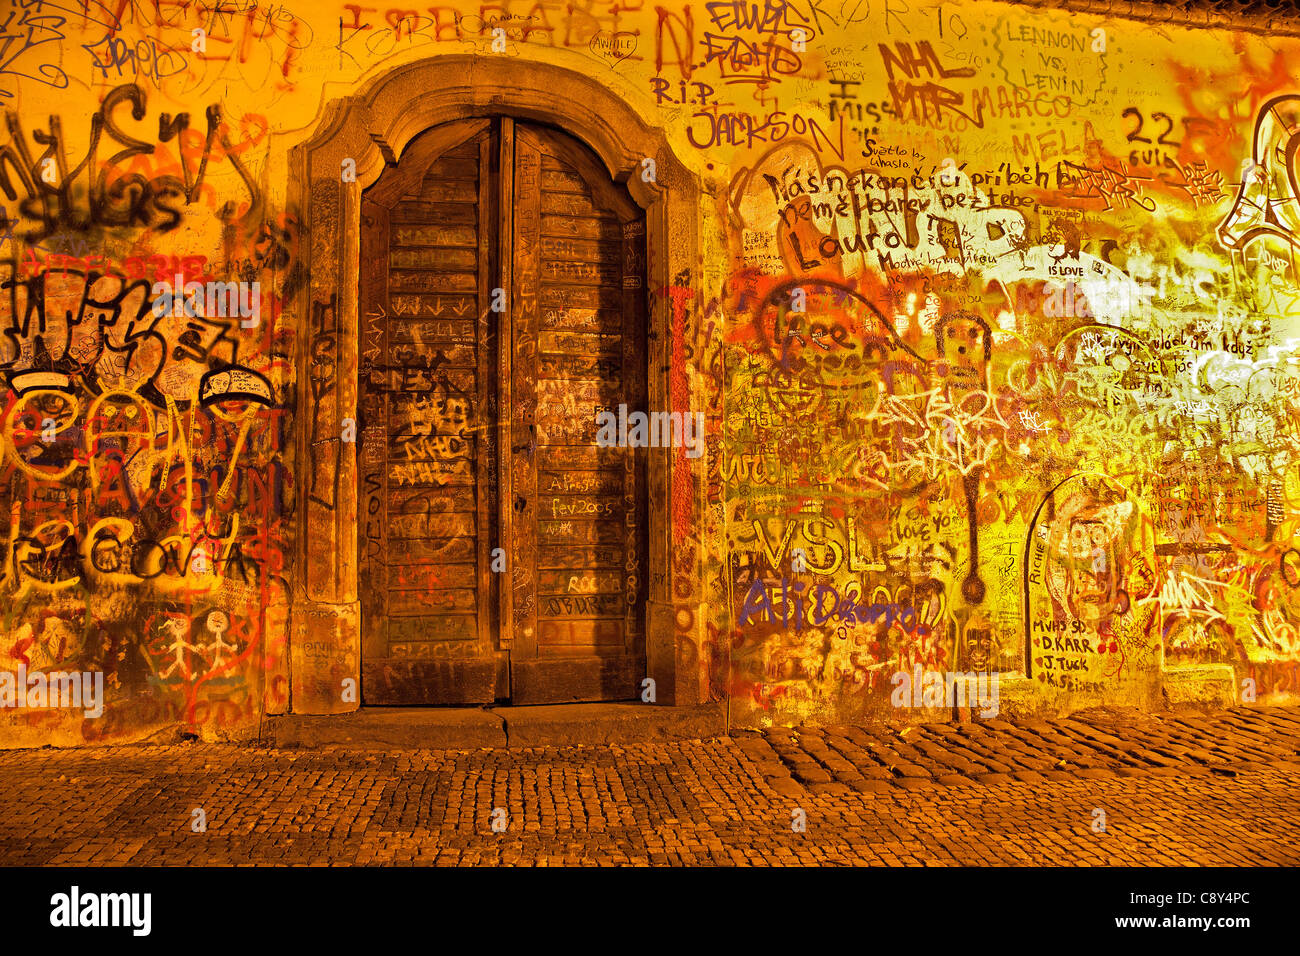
xmin=962 ymin=621 xmax=996 ymax=671
xmin=85 ymin=391 xmax=155 ymax=493
xmin=1063 ymin=515 xmax=1124 ymax=622
xmin=6 ymin=388 xmax=81 ymax=480
xmin=935 ymin=311 xmax=992 ymax=388
xmin=1045 ymin=493 xmax=1137 ymax=627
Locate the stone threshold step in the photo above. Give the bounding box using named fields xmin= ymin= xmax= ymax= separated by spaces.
xmin=262 ymin=702 xmax=727 ymax=750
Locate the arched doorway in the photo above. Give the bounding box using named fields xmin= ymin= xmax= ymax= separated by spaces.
xmin=286 ymin=56 xmax=705 ymax=716
xmin=357 ymin=117 xmax=648 ymax=705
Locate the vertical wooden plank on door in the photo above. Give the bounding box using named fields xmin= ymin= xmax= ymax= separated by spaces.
xmin=621 ymin=216 xmax=649 ymax=670
xmin=477 ymin=132 xmax=504 ymax=699
xmin=359 ymin=197 xmax=391 ymax=675
xmin=497 ymin=118 xmax=516 ymax=666
xmin=510 ymin=121 xmax=541 ymax=663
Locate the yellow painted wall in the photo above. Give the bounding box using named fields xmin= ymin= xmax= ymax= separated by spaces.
xmin=1 ymin=0 xmax=1298 ymax=740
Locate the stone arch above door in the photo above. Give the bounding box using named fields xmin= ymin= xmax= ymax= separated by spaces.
xmin=285 ymin=56 xmax=705 ymax=715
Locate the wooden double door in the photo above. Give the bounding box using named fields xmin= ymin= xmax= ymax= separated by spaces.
xmin=358 ymin=117 xmax=648 ymax=705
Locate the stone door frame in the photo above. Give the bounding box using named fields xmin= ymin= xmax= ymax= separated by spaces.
xmin=285 ymin=55 xmax=704 ymax=714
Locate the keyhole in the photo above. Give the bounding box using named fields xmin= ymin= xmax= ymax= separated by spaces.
xmin=514 ymin=495 xmax=527 ymax=513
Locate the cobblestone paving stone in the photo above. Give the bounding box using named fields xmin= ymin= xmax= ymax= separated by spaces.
xmin=0 ymin=706 xmax=1297 ymax=865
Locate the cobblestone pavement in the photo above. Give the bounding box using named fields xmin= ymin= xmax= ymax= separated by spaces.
xmin=1 ymin=706 xmax=1298 ymax=865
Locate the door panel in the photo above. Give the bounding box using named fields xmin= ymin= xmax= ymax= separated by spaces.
xmin=361 ymin=120 xmax=499 ymax=704
xmin=507 ymin=124 xmax=646 ymax=704
xmin=359 ymin=118 xmax=646 ymax=706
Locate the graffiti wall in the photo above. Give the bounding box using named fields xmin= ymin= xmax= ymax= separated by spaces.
xmin=707 ymin=10 xmax=1300 ymax=726
xmin=3 ymin=0 xmax=1299 ymax=741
